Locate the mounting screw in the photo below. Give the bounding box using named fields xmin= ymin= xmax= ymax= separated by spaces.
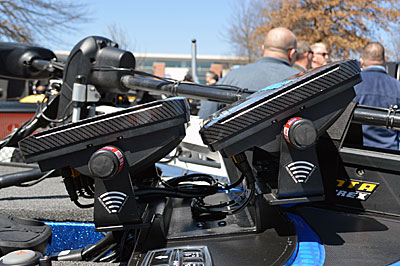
xmin=356 ymin=168 xmax=365 ymax=176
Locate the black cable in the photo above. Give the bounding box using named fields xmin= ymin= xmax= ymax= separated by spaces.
xmin=0 ymin=87 xmax=66 ymax=149
xmin=99 ymin=250 xmax=118 ymax=262
xmin=162 ymin=173 xmax=243 ymax=192
xmin=135 ymin=188 xmax=214 ymax=198
xmin=118 ymin=230 xmax=129 ymax=262
xmin=187 ymin=174 xmax=246 ymax=211
xmin=91 ymin=66 xmax=135 ymax=73
xmin=73 ymin=199 xmax=94 ymax=209
xmin=223 ymin=174 xmax=245 ymax=190
xmin=134 ymin=159 xmax=254 ymax=216
xmin=164 ymin=173 xmax=218 ymax=187
xmin=82 ymin=232 xmax=117 ymax=260
xmin=191 ymin=181 xmax=255 ymax=215
xmin=91 ymin=243 xmax=118 ymax=262
xmin=158 ymin=173 xmax=220 ymax=194
xmin=39 ymin=95 xmax=73 ymax=124
xmin=80 ymin=176 xmax=95 ymax=198
xmin=136 ymin=171 xmax=252 ymax=216
xmin=179 ymin=81 xmax=245 ymax=92
xmin=158 ymin=148 xmax=181 ymax=163
xmin=131 ymin=69 xmax=176 ymax=82
xmin=16 ymin=169 xmax=56 ymax=187
xmin=189 ymin=153 xmax=256 ymax=216
xmin=63 ymin=169 xmax=95 ymax=209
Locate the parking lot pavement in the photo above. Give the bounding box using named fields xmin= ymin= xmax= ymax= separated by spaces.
xmin=0 ymin=164 xmax=93 ymax=222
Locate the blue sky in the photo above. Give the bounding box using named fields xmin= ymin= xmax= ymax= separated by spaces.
xmin=48 ymin=0 xmax=238 ymax=56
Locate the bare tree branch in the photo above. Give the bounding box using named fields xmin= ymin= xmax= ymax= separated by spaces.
xmin=0 ymin=0 xmax=90 ymax=44
xmin=105 ymin=23 xmax=132 ymax=51
xmin=223 ymin=0 xmax=268 ymax=62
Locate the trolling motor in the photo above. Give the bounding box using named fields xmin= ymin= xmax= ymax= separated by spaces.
xmin=57 ymin=36 xmax=136 ymax=123
xmin=0 ymin=43 xmax=61 ymax=149
xmin=0 ymin=42 xmax=58 ymax=80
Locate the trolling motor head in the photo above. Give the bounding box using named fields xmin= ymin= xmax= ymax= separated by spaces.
xmin=57 ymin=36 xmax=136 ymax=122
xmin=0 ymin=42 xmax=57 ymax=80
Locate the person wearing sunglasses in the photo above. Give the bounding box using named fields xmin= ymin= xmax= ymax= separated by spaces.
xmin=311 ymin=42 xmax=329 ymax=68
xmin=294 ymin=40 xmax=314 ymax=72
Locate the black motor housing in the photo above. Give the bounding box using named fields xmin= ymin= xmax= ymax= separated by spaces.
xmin=0 ymin=42 xmax=56 ymax=80
xmin=57 ymin=36 xmax=136 ymax=121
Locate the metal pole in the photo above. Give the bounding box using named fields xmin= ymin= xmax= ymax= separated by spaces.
xmin=191 ymin=39 xmax=199 ymax=83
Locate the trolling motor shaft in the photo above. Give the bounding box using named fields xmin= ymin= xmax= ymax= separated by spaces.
xmin=352 ymin=104 xmax=400 ymax=130
xmin=120 ymin=75 xmax=251 ymax=104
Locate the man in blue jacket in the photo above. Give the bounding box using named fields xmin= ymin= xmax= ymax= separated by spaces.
xmin=354 ymin=42 xmax=400 ymax=150
xmin=198 ymin=27 xmax=299 ymax=118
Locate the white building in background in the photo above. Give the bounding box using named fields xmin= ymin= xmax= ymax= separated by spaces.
xmin=55 ymin=51 xmax=249 ymax=84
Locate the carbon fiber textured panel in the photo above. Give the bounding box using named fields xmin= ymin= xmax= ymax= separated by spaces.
xmin=19 ymin=97 xmax=189 ymax=159
xmin=200 ymin=60 xmax=361 ymax=148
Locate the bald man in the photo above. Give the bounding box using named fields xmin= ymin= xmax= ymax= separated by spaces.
xmin=354 ymin=42 xmax=400 ymax=150
xmin=199 ymin=27 xmax=299 ymax=118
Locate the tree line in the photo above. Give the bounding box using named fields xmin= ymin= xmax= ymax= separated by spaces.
xmin=225 ymin=0 xmax=400 ymax=62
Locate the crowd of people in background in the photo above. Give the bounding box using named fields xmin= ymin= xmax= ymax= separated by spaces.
xmin=192 ymin=27 xmax=400 ymax=150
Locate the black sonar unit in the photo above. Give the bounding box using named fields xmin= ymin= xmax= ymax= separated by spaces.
xmin=200 ymin=60 xmax=362 ymax=157
xmin=19 ymin=97 xmax=189 ymax=174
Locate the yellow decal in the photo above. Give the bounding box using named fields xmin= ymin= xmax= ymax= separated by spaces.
xmin=335 ymin=178 xmax=379 ymax=201
xmin=348 ymin=181 xmax=360 ymax=189
xmin=336 ymin=179 xmax=345 ymax=187
xmin=358 ymin=183 xmax=377 ymax=192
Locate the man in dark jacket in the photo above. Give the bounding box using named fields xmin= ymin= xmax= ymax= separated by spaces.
xmin=354 ymin=42 xmax=400 ymax=150
xmin=198 ymin=27 xmax=299 ymax=118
